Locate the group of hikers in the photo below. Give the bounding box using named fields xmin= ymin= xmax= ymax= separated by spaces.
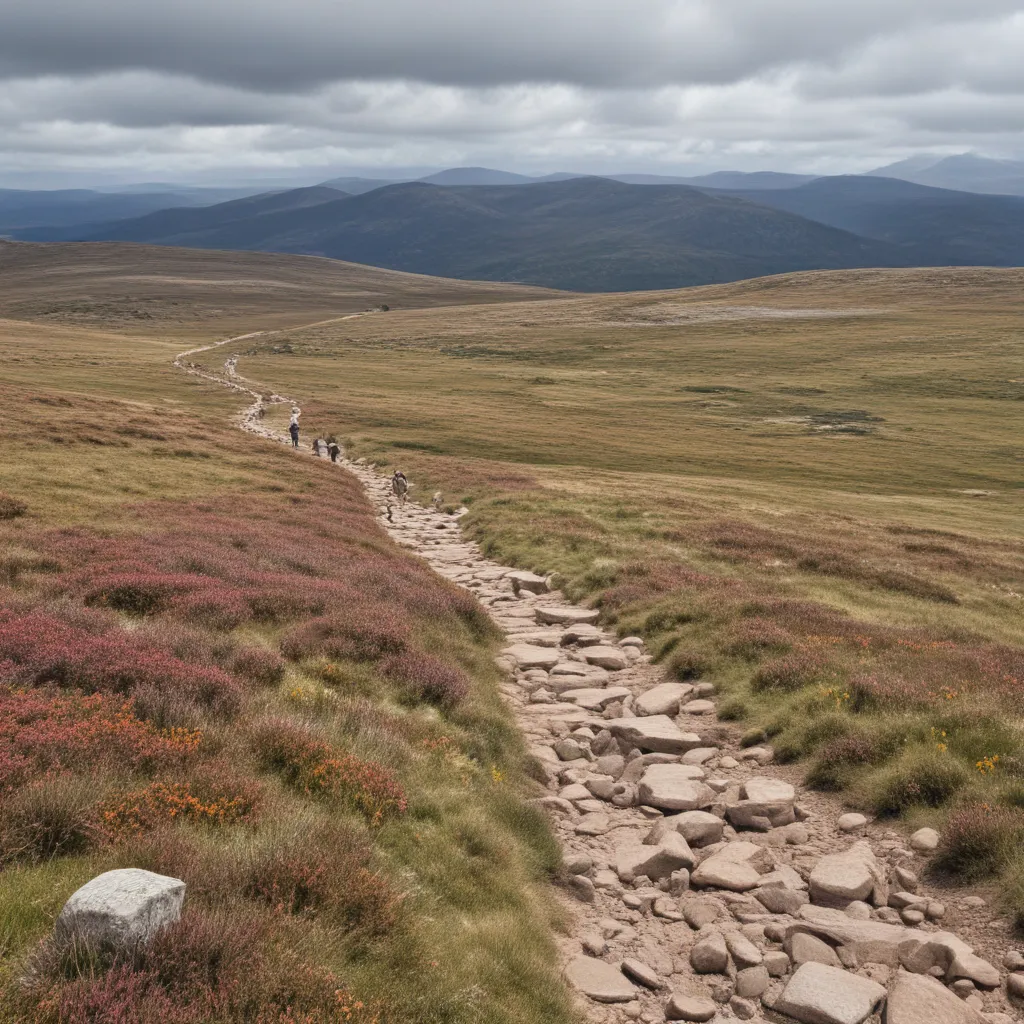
xmin=285 ymin=406 xmax=409 ymax=503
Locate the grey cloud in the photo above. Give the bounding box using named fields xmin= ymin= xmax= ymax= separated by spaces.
xmin=0 ymin=0 xmax=1021 ymax=90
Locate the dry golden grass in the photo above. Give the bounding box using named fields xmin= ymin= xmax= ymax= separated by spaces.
xmin=246 ymin=266 xmax=1024 ymax=911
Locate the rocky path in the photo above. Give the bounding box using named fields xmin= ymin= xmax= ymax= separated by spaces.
xmin=175 ymin=341 xmax=1023 ymax=1024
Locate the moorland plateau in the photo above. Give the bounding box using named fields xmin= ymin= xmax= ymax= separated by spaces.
xmin=0 ymin=240 xmax=1021 ymax=1023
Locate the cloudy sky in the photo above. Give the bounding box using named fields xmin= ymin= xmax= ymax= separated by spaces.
xmin=2 ymin=0 xmax=1023 ymax=186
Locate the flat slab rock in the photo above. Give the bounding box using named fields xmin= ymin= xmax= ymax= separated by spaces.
xmin=638 ymin=764 xmax=715 ymax=811
xmin=605 ymin=716 xmax=702 ymax=755
xmin=634 ymin=682 xmax=693 ymax=717
xmin=885 ymin=971 xmax=989 ymax=1024
xmin=501 ymin=643 xmax=561 ymax=670
xmin=564 ymin=956 xmax=637 ymax=1003
xmin=507 ymin=570 xmax=549 ymax=594
xmin=56 ymin=869 xmax=185 ymax=947
xmin=582 ymin=646 xmax=629 ymax=670
xmin=775 ymin=962 xmax=886 ymax=1024
xmin=809 ymin=840 xmax=886 ymax=908
xmin=561 ymin=686 xmax=632 ymax=710
xmin=536 ymin=606 xmax=600 ymax=626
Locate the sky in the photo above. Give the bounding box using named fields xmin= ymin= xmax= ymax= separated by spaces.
xmin=1 ymin=0 xmax=1024 ymax=187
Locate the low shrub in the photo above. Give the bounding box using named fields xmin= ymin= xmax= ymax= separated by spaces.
xmin=243 ymin=824 xmax=400 ymax=933
xmin=252 ymin=720 xmax=406 ymax=824
xmin=0 ymin=687 xmax=200 ymax=793
xmin=934 ymin=804 xmax=1024 ymax=880
xmin=751 ymin=650 xmax=834 ymax=693
xmin=25 ymin=908 xmax=382 ymax=1024
xmin=0 ymin=776 xmax=99 ymax=863
xmin=0 ymin=610 xmax=242 ymax=714
xmin=862 ymin=747 xmax=971 ymax=816
xmin=0 ymin=492 xmax=28 ymax=520
xmin=232 ymin=646 xmax=287 ymax=687
xmin=381 ymin=651 xmax=469 ymax=709
xmin=281 ymin=608 xmax=410 ymax=664
xmin=726 ymin=618 xmax=795 ymax=659
xmin=101 ymin=777 xmax=261 ymax=840
xmin=668 ymin=649 xmax=708 ymax=681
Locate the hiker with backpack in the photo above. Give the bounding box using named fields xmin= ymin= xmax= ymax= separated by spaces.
xmin=289 ymin=409 xmax=300 ymax=448
xmin=327 ymin=440 xmax=340 ymax=463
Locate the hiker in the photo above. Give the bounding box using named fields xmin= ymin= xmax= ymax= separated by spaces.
xmin=391 ymin=470 xmax=409 ymax=504
xmin=289 ymin=408 xmax=300 ymax=448
xmin=312 ymin=438 xmax=322 ymax=456
xmin=327 ymin=440 xmax=340 ymax=463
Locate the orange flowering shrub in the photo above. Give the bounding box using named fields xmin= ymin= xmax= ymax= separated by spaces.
xmin=101 ymin=780 xmax=260 ymax=839
xmin=253 ymin=721 xmax=406 ymax=824
xmin=0 ymin=687 xmax=200 ymax=794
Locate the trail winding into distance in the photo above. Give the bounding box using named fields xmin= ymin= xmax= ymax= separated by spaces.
xmin=172 ymin=325 xmax=1021 ymax=1024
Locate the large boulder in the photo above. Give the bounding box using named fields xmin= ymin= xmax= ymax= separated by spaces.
xmin=635 ymin=683 xmax=694 ymax=717
xmin=809 ymin=841 xmax=887 ymax=908
xmin=884 ymin=971 xmax=988 ymax=1024
xmin=727 ymin=777 xmax=796 ymax=830
xmin=564 ymin=956 xmax=637 ymax=1003
xmin=56 ymin=869 xmax=185 ymax=948
xmin=639 ymin=764 xmax=716 ymax=811
xmin=775 ymin=962 xmax=886 ymax=1024
xmin=605 ymin=716 xmax=702 ymax=755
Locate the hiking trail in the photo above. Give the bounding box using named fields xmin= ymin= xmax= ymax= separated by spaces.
xmin=173 ymin=330 xmax=1022 ymax=1024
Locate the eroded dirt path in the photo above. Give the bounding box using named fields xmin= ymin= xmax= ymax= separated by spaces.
xmin=173 ymin=338 xmax=1022 ymax=1024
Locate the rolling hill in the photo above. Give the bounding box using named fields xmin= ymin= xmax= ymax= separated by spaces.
xmin=66 ymin=177 xmax=908 ymax=292
xmin=711 ymin=175 xmax=1024 ymax=265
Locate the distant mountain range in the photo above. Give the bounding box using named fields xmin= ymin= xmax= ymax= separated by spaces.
xmin=8 ymin=156 xmax=1024 ymax=292
xmin=43 ymin=176 xmax=908 ymax=292
xmin=867 ymin=154 xmax=1024 ymax=196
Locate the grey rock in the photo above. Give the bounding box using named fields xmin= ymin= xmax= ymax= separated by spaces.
xmin=756 ymin=885 xmax=809 ymax=915
xmin=764 ymin=950 xmax=792 ymax=977
xmin=634 ymin=682 xmax=693 ymax=717
xmin=507 ymin=570 xmax=549 ymax=594
xmin=682 ymin=897 xmax=723 ymax=929
xmin=668 ymin=810 xmax=725 ymax=848
xmin=583 ymin=646 xmax=629 ymax=671
xmin=665 ymin=992 xmax=717 ymax=1022
xmin=787 ymin=931 xmax=841 ymax=967
xmin=56 ymin=869 xmax=185 ymax=949
xmin=735 ymin=965 xmax=770 ymax=999
xmin=885 ymin=971 xmax=988 ymax=1024
xmin=910 ymin=828 xmax=940 ymax=853
xmin=615 ymin=833 xmax=696 ymax=882
xmin=606 ymin=716 xmax=702 ymax=755
xmin=838 ymin=813 xmax=868 ymax=832
xmin=564 ymin=956 xmax=637 ymax=1003
xmin=639 ymin=764 xmax=715 ymax=811
xmin=575 ymin=813 xmax=611 ymax=836
xmin=726 ymin=931 xmax=763 ymax=968
xmin=621 ymin=958 xmax=663 ymax=990
xmin=536 ymin=606 xmax=600 ymax=626
xmin=809 ymin=841 xmax=887 ymax=908
xmin=775 ymin=962 xmax=886 ymax=1024
xmin=502 ymin=643 xmax=562 ymax=670
xmin=730 ymin=995 xmax=758 ymax=1020
xmin=553 ymin=737 xmax=586 ymax=761
xmin=691 ymin=932 xmax=729 ymax=974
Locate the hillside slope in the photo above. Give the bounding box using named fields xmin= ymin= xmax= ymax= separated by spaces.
xmin=74 ymin=177 xmax=909 ymax=292
xmin=0 ymin=241 xmax=561 ymax=336
xmin=715 ymin=175 xmax=1024 ymax=264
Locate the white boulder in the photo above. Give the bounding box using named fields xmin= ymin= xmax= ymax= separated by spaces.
xmin=56 ymin=869 xmax=185 ymax=948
